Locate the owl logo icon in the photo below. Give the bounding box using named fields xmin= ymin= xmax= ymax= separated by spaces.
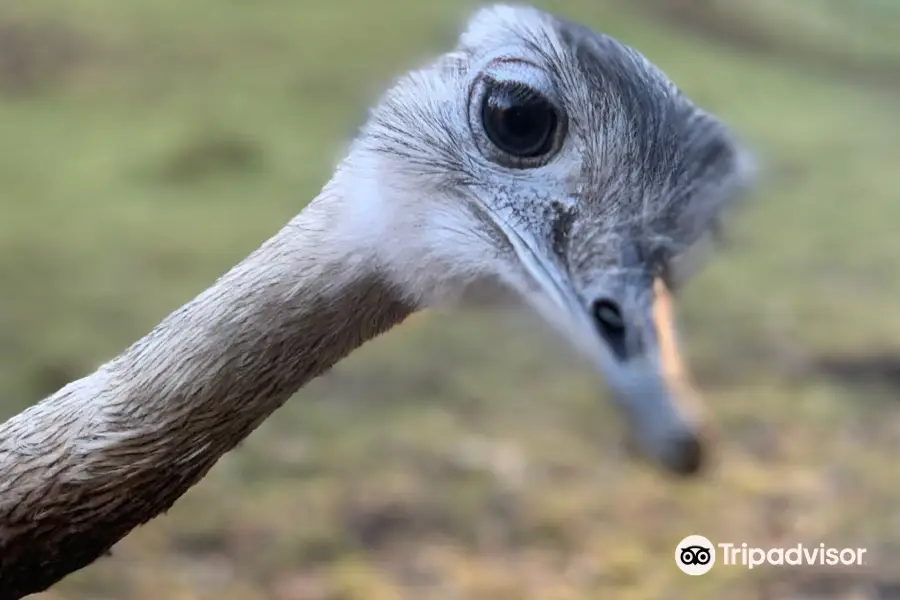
xmin=675 ymin=535 xmax=716 ymax=575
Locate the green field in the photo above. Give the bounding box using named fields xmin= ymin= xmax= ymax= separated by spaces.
xmin=2 ymin=1 xmax=900 ymax=598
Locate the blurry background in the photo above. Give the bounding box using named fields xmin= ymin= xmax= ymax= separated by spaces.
xmin=2 ymin=0 xmax=900 ymax=598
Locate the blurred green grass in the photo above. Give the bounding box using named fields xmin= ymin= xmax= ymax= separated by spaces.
xmin=2 ymin=1 xmax=900 ymax=598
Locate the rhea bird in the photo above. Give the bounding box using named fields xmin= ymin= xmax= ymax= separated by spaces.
xmin=0 ymin=4 xmax=755 ymax=598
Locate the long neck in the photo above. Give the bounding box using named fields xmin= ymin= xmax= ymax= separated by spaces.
xmin=0 ymin=188 xmax=414 ymax=599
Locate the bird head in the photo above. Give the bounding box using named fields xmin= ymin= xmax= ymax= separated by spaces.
xmin=338 ymin=4 xmax=756 ymax=476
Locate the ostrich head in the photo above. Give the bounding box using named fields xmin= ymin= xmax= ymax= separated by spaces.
xmin=334 ymin=4 xmax=755 ymax=475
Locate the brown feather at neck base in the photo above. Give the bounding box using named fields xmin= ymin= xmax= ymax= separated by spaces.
xmin=0 ymin=195 xmax=415 ymax=599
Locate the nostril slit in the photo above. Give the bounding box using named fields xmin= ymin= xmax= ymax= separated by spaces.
xmin=591 ymin=297 xmax=628 ymax=360
xmin=591 ymin=298 xmax=624 ymax=334
xmin=671 ymin=434 xmax=704 ymax=475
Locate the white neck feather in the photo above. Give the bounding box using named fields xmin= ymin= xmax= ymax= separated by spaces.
xmin=0 ymin=180 xmax=415 ymax=598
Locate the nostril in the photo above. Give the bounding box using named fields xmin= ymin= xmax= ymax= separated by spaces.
xmin=668 ymin=434 xmax=705 ymax=476
xmin=591 ymin=297 xmax=628 ymax=360
xmin=591 ymin=298 xmax=624 ymax=334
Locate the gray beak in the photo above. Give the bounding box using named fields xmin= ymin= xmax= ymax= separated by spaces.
xmin=611 ymin=278 xmax=710 ymax=476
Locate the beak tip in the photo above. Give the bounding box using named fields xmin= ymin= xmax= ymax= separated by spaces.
xmin=622 ymin=427 xmax=710 ymax=477
xmin=664 ymin=422 xmax=721 ymax=477
xmin=665 ymin=433 xmax=705 ymax=476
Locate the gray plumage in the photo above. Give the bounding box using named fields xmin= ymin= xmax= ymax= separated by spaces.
xmin=0 ymin=5 xmax=755 ymax=598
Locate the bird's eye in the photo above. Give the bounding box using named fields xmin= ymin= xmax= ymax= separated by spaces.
xmin=480 ymin=81 xmax=559 ymax=161
xmin=592 ymin=298 xmax=625 ymax=338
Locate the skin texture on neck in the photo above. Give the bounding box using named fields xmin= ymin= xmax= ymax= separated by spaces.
xmin=0 ymin=187 xmax=415 ymax=599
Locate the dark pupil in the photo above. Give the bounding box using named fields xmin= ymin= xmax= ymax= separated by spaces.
xmin=482 ymin=83 xmax=557 ymax=158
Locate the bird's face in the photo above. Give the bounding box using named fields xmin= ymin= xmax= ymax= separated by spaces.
xmin=348 ymin=4 xmax=755 ymax=475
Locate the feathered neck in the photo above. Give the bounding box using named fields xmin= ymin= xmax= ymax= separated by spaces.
xmin=0 ymin=184 xmax=415 ymax=598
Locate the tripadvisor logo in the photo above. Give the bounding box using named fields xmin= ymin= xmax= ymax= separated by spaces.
xmin=719 ymin=542 xmax=868 ymax=569
xmin=675 ymin=535 xmax=715 ymax=576
xmin=675 ymin=535 xmax=868 ymax=575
